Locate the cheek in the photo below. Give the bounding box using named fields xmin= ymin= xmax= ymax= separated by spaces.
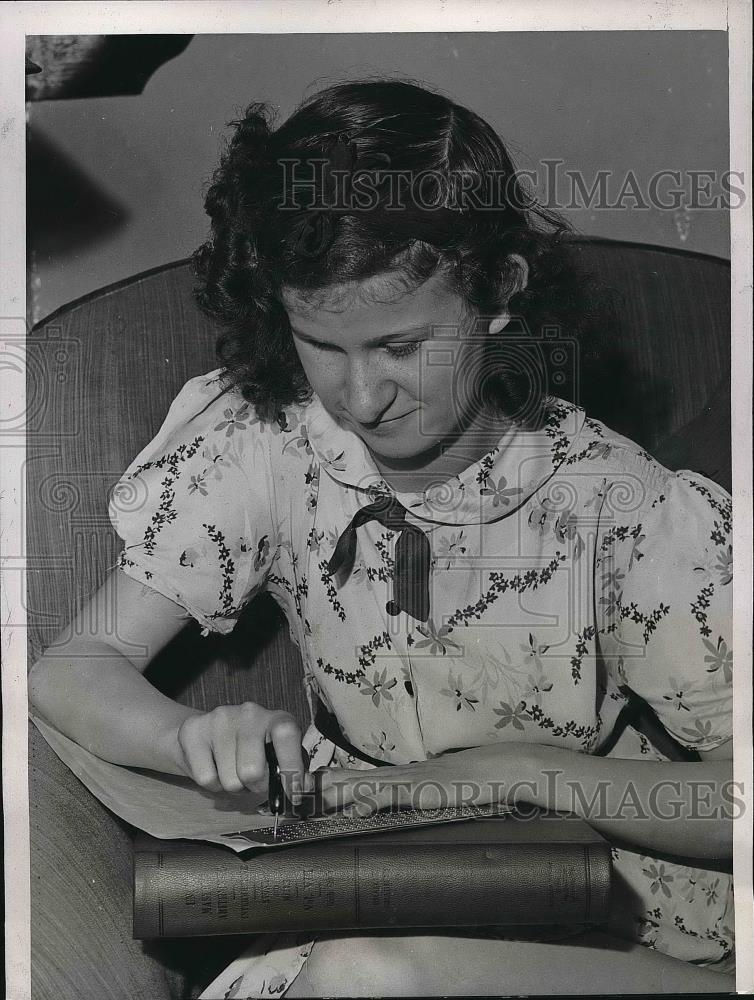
xmin=413 ymin=345 xmax=481 ymax=431
xmin=418 ymin=350 xmax=461 ymax=406
xmin=295 ymin=346 xmax=339 ymax=395
xmin=448 ymin=343 xmax=486 ymax=411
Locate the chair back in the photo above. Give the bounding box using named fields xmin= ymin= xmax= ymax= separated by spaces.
xmin=568 ymin=239 xmax=730 ymax=484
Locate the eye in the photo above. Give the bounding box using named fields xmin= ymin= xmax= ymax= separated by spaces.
xmin=384 ymin=341 xmax=422 ymax=358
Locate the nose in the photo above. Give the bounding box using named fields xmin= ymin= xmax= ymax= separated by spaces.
xmin=343 ymin=355 xmax=397 ymax=426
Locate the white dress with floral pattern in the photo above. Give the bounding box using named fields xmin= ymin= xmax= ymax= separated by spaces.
xmin=87 ymin=371 xmax=736 ymax=993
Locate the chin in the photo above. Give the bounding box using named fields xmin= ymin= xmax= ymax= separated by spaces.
xmin=366 ymin=432 xmax=443 ymax=463
xmin=367 ymin=440 xmax=419 ymax=460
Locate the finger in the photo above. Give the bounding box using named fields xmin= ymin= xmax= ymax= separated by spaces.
xmin=211 ymin=726 xmax=246 ymax=794
xmin=316 ymin=769 xmax=375 ymax=813
xmin=301 ymin=747 xmax=315 ymax=795
xmin=341 ymin=796 xmax=379 ymax=820
xmin=179 ymin=732 xmax=222 ymax=793
xmin=316 ymin=771 xmax=352 ymax=813
xmin=268 ymin=714 xmax=305 ymax=805
xmin=293 ymin=766 xmax=323 ymax=819
xmin=235 ymin=733 xmax=267 ymax=794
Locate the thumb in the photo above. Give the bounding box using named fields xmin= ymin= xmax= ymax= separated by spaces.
xmin=341 ymin=797 xmax=379 ymax=820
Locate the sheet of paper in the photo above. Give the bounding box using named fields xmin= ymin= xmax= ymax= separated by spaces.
xmin=33 ymin=715 xmax=513 ymax=852
xmin=31 ymin=714 xmax=277 ymax=843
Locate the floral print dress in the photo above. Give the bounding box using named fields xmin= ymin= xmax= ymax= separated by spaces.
xmin=96 ymin=370 xmax=734 ymax=992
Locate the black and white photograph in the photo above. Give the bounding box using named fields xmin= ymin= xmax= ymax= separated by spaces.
xmin=2 ymin=2 xmax=752 ymax=998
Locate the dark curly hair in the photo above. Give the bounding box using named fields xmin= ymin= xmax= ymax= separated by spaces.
xmin=194 ymin=79 xmax=602 ymax=424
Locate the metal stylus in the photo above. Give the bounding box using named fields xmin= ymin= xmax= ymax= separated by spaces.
xmin=265 ymin=741 xmax=283 ymax=842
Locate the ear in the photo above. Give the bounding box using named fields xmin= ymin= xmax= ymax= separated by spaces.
xmin=487 ymin=254 xmax=530 ymax=335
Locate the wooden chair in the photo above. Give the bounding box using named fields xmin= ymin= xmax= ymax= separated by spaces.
xmin=26 ymin=238 xmax=731 ymax=998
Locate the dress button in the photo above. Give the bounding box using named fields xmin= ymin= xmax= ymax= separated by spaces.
xmin=385 ymin=600 xmax=400 ymax=616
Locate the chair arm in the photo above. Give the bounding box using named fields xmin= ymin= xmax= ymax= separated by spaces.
xmin=29 ymin=720 xmax=183 ymax=1000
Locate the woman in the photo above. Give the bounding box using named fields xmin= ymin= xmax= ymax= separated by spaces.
xmin=29 ymin=80 xmax=735 ymax=996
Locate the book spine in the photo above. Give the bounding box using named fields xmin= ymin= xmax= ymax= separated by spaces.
xmin=134 ymin=840 xmax=611 ymax=938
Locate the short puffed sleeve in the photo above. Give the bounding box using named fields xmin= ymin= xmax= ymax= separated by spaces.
xmin=108 ymin=371 xmax=278 ymax=635
xmin=597 ymin=458 xmax=733 ymax=752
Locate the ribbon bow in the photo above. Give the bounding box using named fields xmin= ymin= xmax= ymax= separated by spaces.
xmin=290 ymin=133 xmax=391 ymax=259
xmin=327 ymin=495 xmax=431 ymax=622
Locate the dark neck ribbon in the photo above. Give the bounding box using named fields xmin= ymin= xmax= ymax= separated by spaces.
xmin=327 ymin=495 xmax=431 ymax=623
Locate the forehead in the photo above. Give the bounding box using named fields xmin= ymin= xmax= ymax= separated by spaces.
xmin=281 ymin=269 xmax=469 ymax=339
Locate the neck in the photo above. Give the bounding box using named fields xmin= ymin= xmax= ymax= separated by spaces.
xmin=370 ymin=409 xmax=513 ymax=495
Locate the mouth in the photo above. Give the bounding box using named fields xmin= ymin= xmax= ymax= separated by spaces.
xmin=366 ymin=409 xmax=418 ymax=431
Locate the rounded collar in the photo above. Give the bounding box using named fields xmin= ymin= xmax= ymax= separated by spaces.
xmin=306 ymin=395 xmax=587 ymax=526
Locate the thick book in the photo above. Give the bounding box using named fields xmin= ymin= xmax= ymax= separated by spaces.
xmin=133 ymin=810 xmax=611 ymax=938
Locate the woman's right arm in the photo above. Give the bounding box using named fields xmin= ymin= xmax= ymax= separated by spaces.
xmin=28 ymin=568 xmax=309 ymax=802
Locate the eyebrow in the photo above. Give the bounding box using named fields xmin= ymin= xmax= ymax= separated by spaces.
xmin=289 ymin=326 xmax=430 ymax=348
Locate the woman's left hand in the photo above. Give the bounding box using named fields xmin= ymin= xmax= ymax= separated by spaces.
xmin=314 ymin=739 xmax=735 ymax=861
xmin=316 ymin=742 xmax=540 ymax=816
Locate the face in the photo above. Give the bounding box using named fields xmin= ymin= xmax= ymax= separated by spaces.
xmin=282 ymin=269 xmax=507 ymax=471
